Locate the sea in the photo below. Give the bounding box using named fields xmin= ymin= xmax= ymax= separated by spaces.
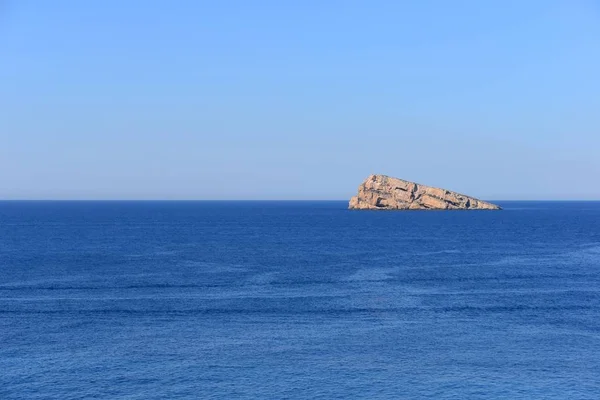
xmin=1 ymin=201 xmax=600 ymax=399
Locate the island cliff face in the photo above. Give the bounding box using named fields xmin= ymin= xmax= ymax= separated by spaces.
xmin=349 ymin=174 xmax=501 ymax=210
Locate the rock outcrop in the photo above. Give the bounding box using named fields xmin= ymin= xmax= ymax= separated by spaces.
xmin=349 ymin=174 xmax=501 ymax=210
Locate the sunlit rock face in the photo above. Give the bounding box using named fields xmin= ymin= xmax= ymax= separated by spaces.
xmin=349 ymin=174 xmax=501 ymax=211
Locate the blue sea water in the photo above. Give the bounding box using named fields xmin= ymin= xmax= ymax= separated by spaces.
xmin=1 ymin=201 xmax=600 ymax=399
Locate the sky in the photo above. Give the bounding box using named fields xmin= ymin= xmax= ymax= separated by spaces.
xmin=1 ymin=0 xmax=599 ymax=200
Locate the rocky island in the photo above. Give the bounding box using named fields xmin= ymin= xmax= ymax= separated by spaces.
xmin=349 ymin=174 xmax=501 ymax=210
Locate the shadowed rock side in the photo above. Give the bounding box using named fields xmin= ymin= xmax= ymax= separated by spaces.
xmin=349 ymin=174 xmax=501 ymax=210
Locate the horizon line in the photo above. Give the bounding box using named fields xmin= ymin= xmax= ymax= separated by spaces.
xmin=1 ymin=199 xmax=600 ymax=202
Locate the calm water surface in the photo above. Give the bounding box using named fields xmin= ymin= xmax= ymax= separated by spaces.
xmin=1 ymin=201 xmax=600 ymax=399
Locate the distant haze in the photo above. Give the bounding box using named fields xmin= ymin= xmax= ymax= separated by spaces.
xmin=1 ymin=1 xmax=599 ymax=200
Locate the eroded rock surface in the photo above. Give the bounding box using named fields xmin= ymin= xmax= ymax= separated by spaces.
xmin=349 ymin=174 xmax=501 ymax=210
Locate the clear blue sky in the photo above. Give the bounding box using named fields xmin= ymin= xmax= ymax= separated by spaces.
xmin=1 ymin=0 xmax=599 ymax=200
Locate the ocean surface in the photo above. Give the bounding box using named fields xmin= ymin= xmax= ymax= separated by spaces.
xmin=1 ymin=201 xmax=600 ymax=399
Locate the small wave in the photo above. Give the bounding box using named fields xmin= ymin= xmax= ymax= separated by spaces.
xmin=344 ymin=267 xmax=398 ymax=282
xmin=416 ymin=250 xmax=462 ymax=256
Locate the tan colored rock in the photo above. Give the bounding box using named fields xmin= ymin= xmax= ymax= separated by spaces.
xmin=349 ymin=174 xmax=501 ymax=210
